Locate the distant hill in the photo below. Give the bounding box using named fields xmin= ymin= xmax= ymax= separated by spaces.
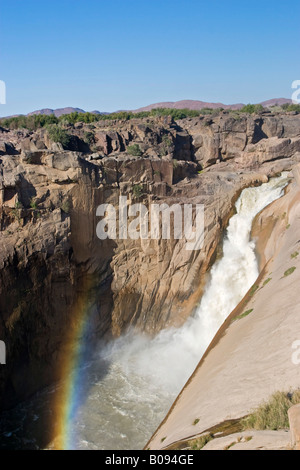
xmin=133 ymin=98 xmax=292 ymax=113
xmin=259 ymin=98 xmax=292 ymax=107
xmin=28 ymin=107 xmax=89 ymax=117
xmin=133 ymin=100 xmax=243 ymax=112
xmin=2 ymin=99 xmax=293 ymax=120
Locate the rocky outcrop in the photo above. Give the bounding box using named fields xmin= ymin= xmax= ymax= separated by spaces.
xmin=181 ymin=113 xmax=300 ymax=168
xmin=0 ymin=112 xmax=300 ymax=411
xmin=2 ymin=112 xmax=300 ymax=168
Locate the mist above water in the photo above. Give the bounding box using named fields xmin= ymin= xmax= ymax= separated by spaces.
xmin=65 ymin=173 xmax=289 ymax=450
xmin=0 ymin=174 xmax=288 ymax=450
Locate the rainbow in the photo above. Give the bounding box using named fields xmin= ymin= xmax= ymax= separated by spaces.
xmin=52 ymin=278 xmax=95 ymax=450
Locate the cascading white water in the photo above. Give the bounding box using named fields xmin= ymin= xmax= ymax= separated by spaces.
xmin=66 ymin=172 xmax=289 ymax=450
xmin=64 ymin=172 xmax=290 ymax=449
xmin=2 ymin=173 xmax=288 ymax=450
xmin=0 ymin=174 xmax=287 ymax=450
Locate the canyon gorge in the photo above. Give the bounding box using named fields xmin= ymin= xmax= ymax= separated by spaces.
xmin=0 ymin=109 xmax=300 ymax=449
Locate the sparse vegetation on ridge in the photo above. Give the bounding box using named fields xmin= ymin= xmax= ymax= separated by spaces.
xmin=241 ymin=390 xmax=300 ymax=431
xmin=171 ymin=390 xmax=300 ymax=450
xmin=1 ymin=103 xmax=299 ymax=131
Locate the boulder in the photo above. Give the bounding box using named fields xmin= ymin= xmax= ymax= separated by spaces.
xmin=44 ymin=151 xmax=81 ymax=171
xmin=288 ymin=404 xmax=300 ymax=449
xmin=94 ymin=131 xmax=110 ymax=154
xmin=0 ymin=141 xmax=17 ymax=155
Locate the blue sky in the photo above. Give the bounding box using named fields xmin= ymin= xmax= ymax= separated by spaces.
xmin=0 ymin=0 xmax=299 ymax=116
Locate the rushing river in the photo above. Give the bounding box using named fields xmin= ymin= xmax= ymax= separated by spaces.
xmin=0 ymin=173 xmax=289 ymax=450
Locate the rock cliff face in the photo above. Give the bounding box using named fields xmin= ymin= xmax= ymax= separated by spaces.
xmin=0 ymin=111 xmax=299 ymax=409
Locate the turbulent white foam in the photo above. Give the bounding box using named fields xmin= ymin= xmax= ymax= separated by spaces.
xmin=72 ymin=173 xmax=289 ymax=449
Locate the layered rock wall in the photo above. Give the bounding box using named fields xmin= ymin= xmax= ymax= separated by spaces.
xmin=0 ymin=112 xmax=299 ymax=409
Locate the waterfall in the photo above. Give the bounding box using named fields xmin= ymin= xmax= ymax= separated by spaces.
xmin=65 ymin=172 xmax=289 ymax=450
xmin=0 ymin=173 xmax=289 ymax=450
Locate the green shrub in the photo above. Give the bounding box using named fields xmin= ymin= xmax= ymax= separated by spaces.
xmin=127 ymin=144 xmax=143 ymax=156
xmin=61 ymin=199 xmax=71 ymax=214
xmin=283 ymin=266 xmax=296 ymax=277
xmin=84 ymin=131 xmax=95 ymax=146
xmin=162 ymin=135 xmax=172 ymax=145
xmin=263 ymin=277 xmax=272 ymax=286
xmin=235 ymin=309 xmax=253 ymax=320
xmin=189 ymin=433 xmax=214 ymax=450
xmin=160 ymin=134 xmax=173 ymax=155
xmin=281 ymin=103 xmax=300 ymax=113
xmin=132 ymin=184 xmax=143 ymax=198
xmin=0 ymin=113 xmax=58 ymax=131
xmin=240 ymin=104 xmax=264 ymax=114
xmin=249 ymin=284 xmax=259 ymax=296
xmin=30 ymin=198 xmax=37 ymax=210
xmin=46 ymin=124 xmax=71 ymax=148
